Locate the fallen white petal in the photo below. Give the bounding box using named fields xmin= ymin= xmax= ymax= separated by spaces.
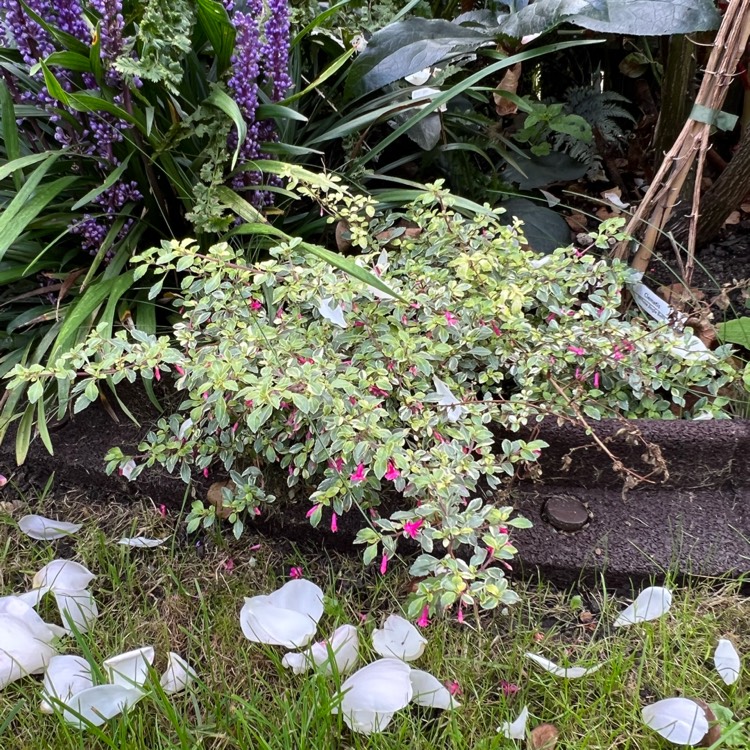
xmin=409 ymin=669 xmax=459 ymax=709
xmin=14 ymin=587 xmax=51 ymax=608
xmin=319 ymin=298 xmax=347 ymax=328
xmin=40 ymin=655 xmax=94 ymax=714
xmin=714 ymin=639 xmax=741 ymax=685
xmin=341 ymin=708 xmax=395 ymax=735
xmin=19 ymin=515 xmax=82 ymax=541
xmin=103 ymin=646 xmax=155 ymax=689
xmin=498 ymin=705 xmax=529 ymax=739
xmin=336 ymin=658 xmax=413 ymax=734
xmin=160 ymin=652 xmax=197 ymax=695
xmin=642 ymin=698 xmax=709 ymax=745
xmin=0 ymin=595 xmax=66 ymax=641
xmin=240 ymin=579 xmax=324 ymax=649
xmin=121 ymin=459 xmax=137 ymax=480
xmin=525 ymin=652 xmax=602 ymax=679
xmin=372 ymin=614 xmax=427 ymax=662
xmin=60 ymin=684 xmax=144 ymax=728
xmin=614 ymin=586 xmax=672 ymax=627
xmin=54 ymin=590 xmax=99 ymax=634
xmin=0 ymin=613 xmax=57 ymax=689
xmin=282 ymin=624 xmax=359 ymax=676
xmin=411 ymin=87 xmax=447 ymax=112
xmin=32 ymin=560 xmax=96 ymax=592
xmin=540 ymin=189 xmax=560 ymax=207
xmin=117 ymin=537 xmax=168 ymax=548
xmin=432 ymin=376 xmax=466 ymax=422
xmin=603 ymin=191 xmax=630 ymax=210
xmin=405 ymin=67 xmax=431 ymax=85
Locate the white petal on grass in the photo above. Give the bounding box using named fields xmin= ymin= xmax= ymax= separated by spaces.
xmin=372 ymin=614 xmax=427 ymax=662
xmin=431 ymin=376 xmax=467 ymax=423
xmin=0 ymin=595 xmax=66 ymax=641
xmin=32 ymin=560 xmax=96 ymax=593
xmin=18 ymin=515 xmax=83 ymax=541
xmin=318 ymin=298 xmax=347 ymax=328
xmin=525 ymin=652 xmax=603 ymax=679
xmin=103 ymin=646 xmax=155 ymax=689
xmin=409 ymin=669 xmax=460 ymax=709
xmin=60 ymin=684 xmax=144 ymax=729
xmin=54 ymin=590 xmax=99 ymax=634
xmin=613 ymin=586 xmax=672 ymax=627
xmin=40 ymin=655 xmax=94 ymax=714
xmin=642 ymin=698 xmax=709 ymax=745
xmin=240 ymin=579 xmax=324 ymax=649
xmin=714 ymin=638 xmax=741 ymax=685
xmin=0 ymin=613 xmax=57 ymax=689
xmin=498 ymin=705 xmax=529 ymax=739
xmin=334 ymin=658 xmax=413 ymax=735
xmin=405 ymin=67 xmax=431 ymax=85
xmin=603 ymin=191 xmax=630 ymax=210
xmin=14 ymin=587 xmax=51 ymax=608
xmin=282 ymin=624 xmax=359 ymax=676
xmin=159 ymin=652 xmax=197 ymax=695
xmin=117 ymin=537 xmax=168 ymax=549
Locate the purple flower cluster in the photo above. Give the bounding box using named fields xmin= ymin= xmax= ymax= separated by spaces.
xmin=225 ymin=0 xmax=292 ymax=207
xmin=0 ymin=0 xmax=142 ymax=261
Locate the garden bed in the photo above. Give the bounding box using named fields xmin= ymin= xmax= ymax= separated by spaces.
xmin=3 ymin=385 xmax=748 ymax=589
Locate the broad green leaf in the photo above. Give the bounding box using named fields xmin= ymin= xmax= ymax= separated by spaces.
xmin=195 ymin=0 xmax=236 ymax=74
xmin=497 ymin=197 xmax=570 ymax=254
xmin=355 ymin=40 xmax=600 ymax=166
xmin=502 ymin=149 xmax=588 ymax=189
xmin=15 ymin=403 xmax=34 ymax=465
xmin=206 ymin=86 xmax=247 ymax=169
xmin=0 ymin=81 xmax=22 ymax=190
xmin=569 ymin=0 xmax=720 ymax=35
xmin=255 ymin=103 xmax=308 ymax=123
xmin=345 ymin=17 xmax=492 ymax=98
xmin=31 ymin=51 xmax=93 ymax=74
xmin=71 ymin=154 xmax=133 ymax=210
xmin=0 ymin=152 xmax=52 ymax=182
xmin=717 ymin=318 xmax=750 ymax=349
xmin=498 ymin=0 xmax=591 ymax=38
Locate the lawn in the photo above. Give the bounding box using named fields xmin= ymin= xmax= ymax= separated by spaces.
xmin=0 ymin=486 xmax=747 ymax=749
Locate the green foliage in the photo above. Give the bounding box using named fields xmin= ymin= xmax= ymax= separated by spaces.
xmin=513 ymin=99 xmax=592 ymax=157
xmin=7 ymin=178 xmax=737 ymax=614
xmin=115 ymin=0 xmax=196 ymax=93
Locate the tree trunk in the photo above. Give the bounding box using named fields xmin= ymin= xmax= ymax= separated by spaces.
xmin=652 ymin=35 xmax=696 ymax=165
xmin=673 ymin=123 xmax=750 ymax=246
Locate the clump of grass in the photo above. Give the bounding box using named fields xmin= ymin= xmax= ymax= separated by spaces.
xmin=0 ymin=489 xmax=747 ymax=749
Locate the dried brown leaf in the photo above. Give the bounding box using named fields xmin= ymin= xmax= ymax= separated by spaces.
xmin=494 ymin=63 xmax=522 ymax=117
xmin=207 ymin=480 xmax=235 ymax=520
xmin=529 ymin=724 xmax=559 ymax=750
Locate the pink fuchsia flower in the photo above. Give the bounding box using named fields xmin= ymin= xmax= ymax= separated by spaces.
xmin=249 ymin=543 xmax=262 ymax=551
xmin=500 ymin=680 xmax=520 ymax=697
xmin=445 ymin=680 xmax=461 ymax=697
xmin=568 ymin=345 xmax=586 ymax=356
xmin=331 ymin=513 xmax=338 ymax=533
xmin=174 ymin=365 xmax=185 ymax=376
xmin=402 ymin=519 xmax=423 ymax=539
xmin=154 ymin=367 xmax=161 ymax=382
xmin=203 ymin=468 xmax=209 ymax=479
xmin=289 ymin=566 xmax=303 ymax=579
xmin=369 ymin=386 xmax=389 ymax=398
xmin=0 ymin=474 xmax=8 ymax=488
xmin=445 ymin=311 xmax=458 ymax=327
xmin=222 ymin=558 xmax=235 ymax=573
xmin=159 ymin=504 xmax=167 ymax=518
xmin=433 ymin=431 xmax=446 ymax=444
xmin=575 ymin=368 xmax=583 ymax=381
xmin=457 ymin=605 xmax=465 ymax=624
xmin=385 ymin=460 xmax=401 ymax=481
xmin=250 ymin=299 xmax=262 ymax=311
xmin=613 ymin=348 xmax=624 ymax=361
xmin=379 ymin=553 xmax=389 ymax=575
xmin=416 ymin=606 xmax=430 ymax=628
xmin=350 ymin=463 xmax=367 ymax=483
xmin=329 ymin=457 xmax=344 ymax=473
xmin=306 ymin=504 xmax=321 ymax=519
xmin=491 ymin=321 xmax=502 ymax=336
xmin=593 ymin=372 xmax=601 ymax=389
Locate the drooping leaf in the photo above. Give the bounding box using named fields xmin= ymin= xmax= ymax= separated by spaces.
xmin=569 ymin=0 xmax=720 ymax=35
xmin=346 ymin=18 xmax=492 ymax=98
xmin=717 ymin=318 xmax=750 ymax=349
xmin=498 ymin=0 xmax=591 ymax=38
xmin=499 ymin=197 xmax=571 ymax=254
xmin=194 ymin=0 xmax=236 ymax=74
